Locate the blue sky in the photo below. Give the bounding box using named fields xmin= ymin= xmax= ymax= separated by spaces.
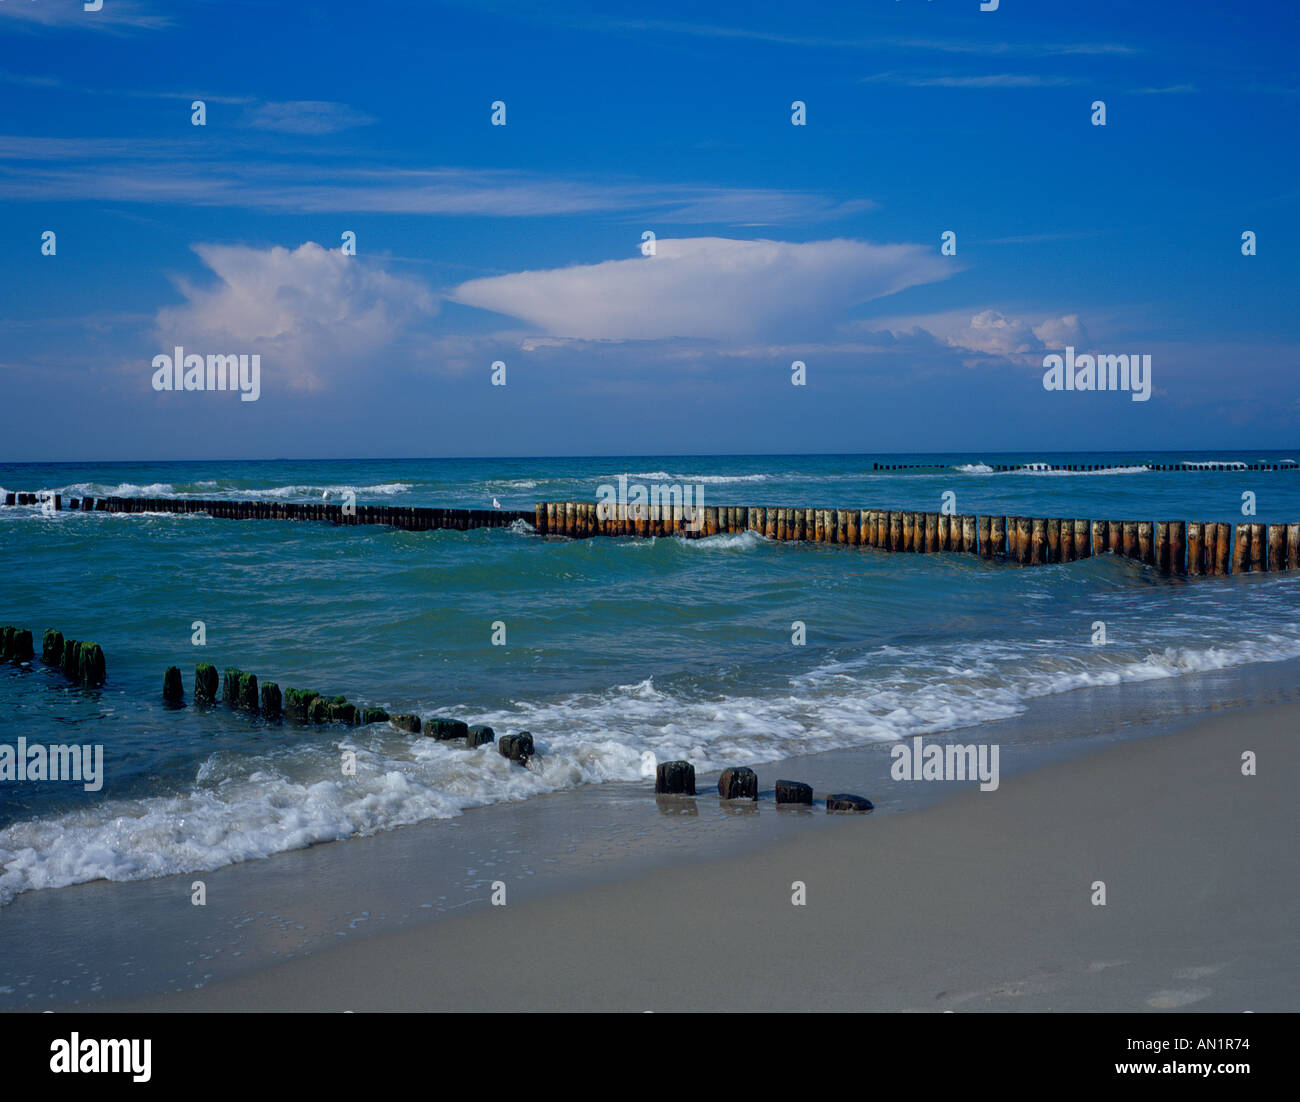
xmin=1 ymin=0 xmax=1296 ymax=461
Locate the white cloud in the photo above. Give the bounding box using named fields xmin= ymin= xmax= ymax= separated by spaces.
xmin=154 ymin=242 xmax=437 ymax=390
xmin=450 ymin=237 xmax=953 ymax=341
xmin=0 ymin=2 xmax=169 ymax=32
xmin=243 ymin=101 xmax=375 ymax=135
xmin=868 ymin=308 xmax=1088 ymax=358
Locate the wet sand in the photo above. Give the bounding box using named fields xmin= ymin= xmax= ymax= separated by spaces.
xmin=105 ymin=699 xmax=1299 ymax=1012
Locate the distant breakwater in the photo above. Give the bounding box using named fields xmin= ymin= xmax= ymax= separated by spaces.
xmin=4 ymin=491 xmax=1299 ymax=577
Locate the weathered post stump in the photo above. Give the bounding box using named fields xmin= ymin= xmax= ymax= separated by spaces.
xmin=41 ymin=629 xmax=64 ymax=666
xmin=10 ymin=629 xmax=34 ymax=663
xmin=260 ymin=681 xmax=282 ymax=719
xmin=195 ymin=662 xmax=219 ymax=704
xmin=77 ymin=641 xmax=104 ymax=686
xmin=467 ymin=724 xmax=495 ymax=748
xmin=498 ymin=731 xmax=534 ymax=765
xmin=426 ymin=717 xmax=469 ymax=740
xmin=389 ymin=712 xmax=422 ymax=734
xmin=655 ymin=759 xmax=695 ymax=794
xmin=362 ymin=707 xmax=390 ymax=725
xmin=163 ymin=665 xmax=185 ymax=705
xmin=826 ymin=793 xmax=874 ymax=813
xmin=717 ymin=766 xmax=758 ymax=800
xmin=774 ymin=779 xmax=813 ymax=806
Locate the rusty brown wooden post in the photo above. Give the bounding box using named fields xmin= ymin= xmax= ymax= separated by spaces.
xmin=1232 ymin=523 xmax=1251 ymax=573
xmin=1046 ymin=518 xmax=1061 ymax=562
xmin=1015 ymin=517 xmax=1032 ymax=564
xmin=1289 ymin=523 xmax=1300 ymax=570
xmin=1073 ymin=519 xmax=1090 ymax=559
xmin=1186 ymin=522 xmax=1204 ymax=575
xmin=1091 ymin=520 xmax=1108 ymax=558
xmin=1060 ymin=518 xmax=1075 ymax=562
xmin=1122 ymin=522 xmax=1138 ymax=560
xmin=1137 ymin=521 xmax=1154 ymax=566
xmin=926 ymin=513 xmax=940 ymax=553
xmin=1031 ymin=518 xmax=1047 ymax=564
xmin=1169 ymin=521 xmax=1186 ymax=575
xmin=1250 ymin=523 xmax=1266 ymax=572
xmin=1108 ymin=520 xmax=1123 ymax=556
xmin=988 ymin=515 xmax=1005 ymax=557
xmin=1267 ymin=523 xmax=1286 ymax=571
xmin=1155 ymin=521 xmax=1171 ymax=573
xmin=888 ymin=511 xmax=902 ymax=551
xmin=535 ymin=503 xmax=547 ymax=534
xmin=1209 ymin=523 xmax=1228 ymax=574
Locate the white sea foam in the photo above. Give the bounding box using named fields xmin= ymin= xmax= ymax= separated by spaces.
xmin=4 ymin=624 xmax=1300 ymax=905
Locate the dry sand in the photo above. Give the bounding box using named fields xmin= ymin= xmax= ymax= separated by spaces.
xmin=110 ymin=702 xmax=1299 ymax=1012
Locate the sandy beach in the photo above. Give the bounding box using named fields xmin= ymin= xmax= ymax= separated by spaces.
xmin=101 ymin=696 xmax=1297 ymax=1013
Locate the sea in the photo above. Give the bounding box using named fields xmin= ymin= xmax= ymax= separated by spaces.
xmin=3 ymin=451 xmax=1300 ymax=908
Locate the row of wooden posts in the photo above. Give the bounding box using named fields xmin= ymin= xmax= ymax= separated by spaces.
xmin=3 ymin=493 xmax=532 ymax=530
xmin=870 ymin=462 xmax=1297 ymax=472
xmin=533 ymin=502 xmax=1300 ymax=576
xmin=6 ymin=492 xmax=1299 ymax=577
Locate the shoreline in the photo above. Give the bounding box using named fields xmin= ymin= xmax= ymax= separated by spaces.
xmin=102 ymin=695 xmax=1300 ymax=1013
xmin=4 ymin=654 xmax=1297 ymax=1011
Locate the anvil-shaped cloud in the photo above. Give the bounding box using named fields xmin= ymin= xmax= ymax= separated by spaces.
xmin=450 ymin=237 xmax=954 ymax=342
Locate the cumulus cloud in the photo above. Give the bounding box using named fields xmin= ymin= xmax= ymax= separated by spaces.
xmin=869 ymin=308 xmax=1088 ymax=360
xmin=450 ymin=237 xmax=953 ymax=342
xmin=155 ymin=242 xmax=437 ymax=390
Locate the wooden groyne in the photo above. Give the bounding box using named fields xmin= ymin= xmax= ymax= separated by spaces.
xmin=532 ymin=502 xmax=1300 ymax=576
xmin=4 ymin=492 xmax=1299 ymax=576
xmin=2 ymin=493 xmax=531 ymax=531
xmin=871 ymin=461 xmax=1298 ymax=472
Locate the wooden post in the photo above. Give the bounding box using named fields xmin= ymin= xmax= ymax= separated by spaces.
xmin=1015 ymin=517 xmax=1032 ymax=564
xmin=1047 ymin=518 xmax=1061 ymax=562
xmin=889 ymin=511 xmax=902 ymax=551
xmin=926 ymin=513 xmax=939 ymax=553
xmin=1211 ymin=522 xmax=1229 ymax=575
xmin=1091 ymin=520 xmax=1108 ymax=558
xmin=988 ymin=515 xmax=1005 ymax=557
xmin=1073 ymin=519 xmax=1090 ymax=558
xmin=1137 ymin=521 xmax=1154 ymax=566
xmin=1154 ymin=522 xmax=1170 ymax=573
xmin=1250 ymin=523 xmax=1266 ymax=572
xmin=846 ymin=508 xmax=859 ymax=546
xmin=1186 ymin=522 xmax=1204 ymax=575
xmin=1031 ymin=518 xmax=1047 ymax=564
xmin=535 ymin=504 xmax=547 ymax=534
xmin=1267 ymin=524 xmax=1286 ymax=571
xmin=1168 ymin=521 xmax=1186 ymax=575
xmin=977 ymin=515 xmax=991 ymax=557
xmin=937 ymin=513 xmax=950 ymax=552
xmin=1107 ymin=521 xmax=1123 ymax=556
xmin=1060 ymin=518 xmax=1075 ymax=562
xmin=1233 ymin=524 xmax=1251 ymax=573
xmin=1122 ymin=522 xmax=1138 ymax=560
xmin=1289 ymin=523 xmax=1300 ymax=570
xmin=901 ymin=512 xmax=914 ymax=551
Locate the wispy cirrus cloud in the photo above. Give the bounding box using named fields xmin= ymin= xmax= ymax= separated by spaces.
xmin=0 ymin=137 xmax=874 ymax=223
xmin=0 ymin=1 xmax=171 ymax=33
xmin=242 ymin=100 xmax=376 ymax=135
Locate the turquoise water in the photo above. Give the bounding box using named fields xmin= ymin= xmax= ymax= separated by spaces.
xmin=3 ymin=451 xmax=1300 ymax=904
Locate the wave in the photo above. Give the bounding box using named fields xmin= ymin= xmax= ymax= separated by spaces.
xmin=4 ymin=623 xmax=1300 ymax=905
xmin=619 ymin=471 xmax=770 ymax=484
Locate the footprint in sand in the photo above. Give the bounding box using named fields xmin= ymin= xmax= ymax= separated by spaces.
xmin=1147 ymin=988 xmax=1211 ymax=1008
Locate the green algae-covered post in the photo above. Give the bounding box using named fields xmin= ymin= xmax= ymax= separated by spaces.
xmin=362 ymin=707 xmax=389 ymax=725
xmin=195 ymin=662 xmax=219 ymax=704
xmin=308 ymin=697 xmax=330 ymax=724
xmin=498 ymin=731 xmax=535 ymax=765
xmin=163 ymin=665 xmax=184 ymax=705
xmin=223 ymin=668 xmax=244 ymax=707
xmin=238 ymin=672 xmax=259 ymax=713
xmin=283 ymin=688 xmax=321 ymax=722
xmin=467 ymin=723 xmax=495 ymax=748
xmin=78 ymin=642 xmax=105 ymax=686
xmin=9 ymin=629 xmax=34 ymax=663
xmin=41 ymin=629 xmax=64 ymax=666
xmin=389 ymin=712 xmax=421 ymax=733
xmin=426 ymin=717 xmax=469 ymax=741
xmin=260 ymin=682 xmax=282 ymax=719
